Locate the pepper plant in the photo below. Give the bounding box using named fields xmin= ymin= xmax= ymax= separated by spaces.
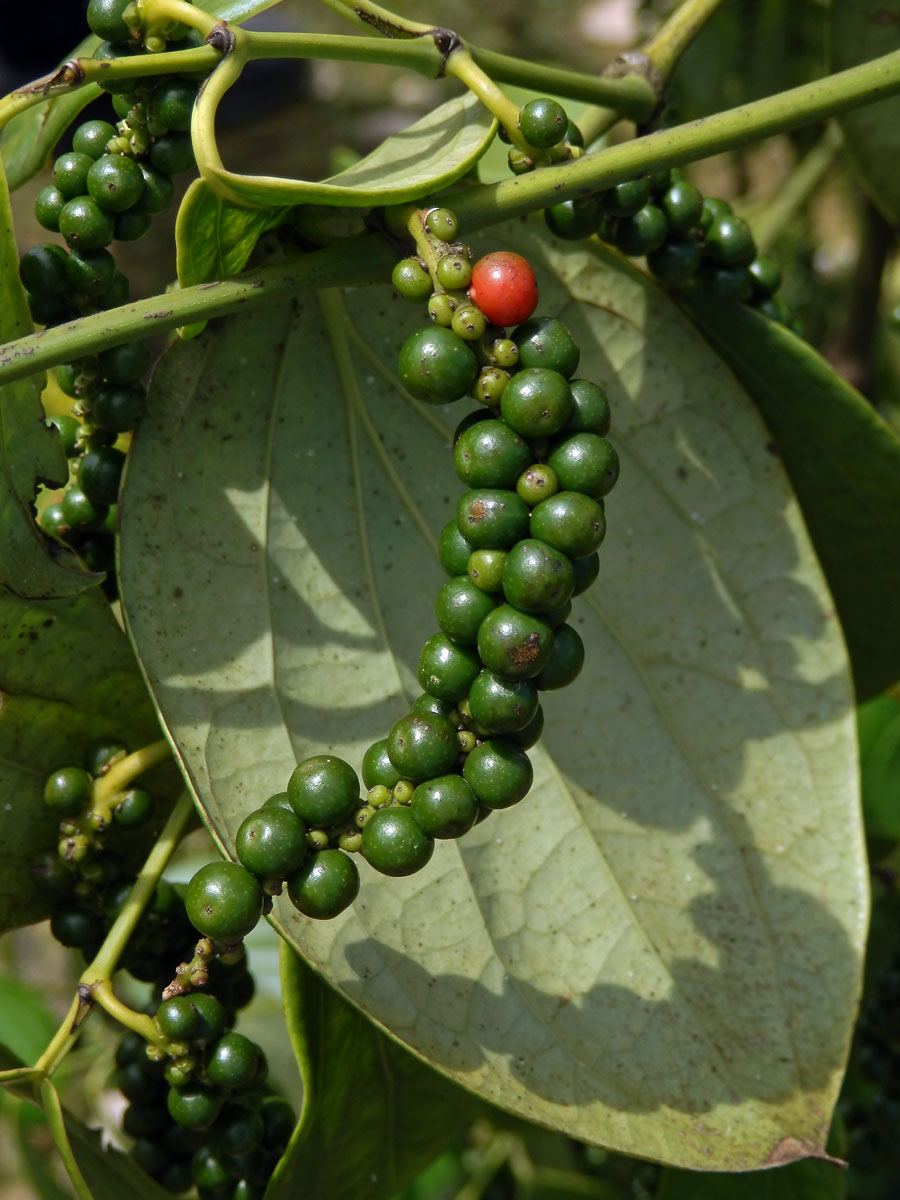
xmin=1 ymin=0 xmax=900 ymax=1196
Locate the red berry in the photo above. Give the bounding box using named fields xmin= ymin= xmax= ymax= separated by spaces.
xmin=468 ymin=252 xmax=539 ymax=327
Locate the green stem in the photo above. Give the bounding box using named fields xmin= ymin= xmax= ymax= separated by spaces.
xmin=91 ymin=737 xmax=171 ymax=821
xmin=313 ymin=0 xmax=433 ymax=37
xmin=444 ymin=47 xmax=526 ymax=149
xmin=450 ymin=48 xmax=900 ymax=229
xmin=0 ymin=235 xmax=396 ymax=384
xmin=39 ymin=1079 xmax=92 ymax=1200
xmin=244 ymin=30 xmax=442 ymax=74
xmin=140 ymin=0 xmax=218 ymax=35
xmin=643 ymin=0 xmax=729 ymax=79
xmin=467 ymin=46 xmax=657 ymax=119
xmin=191 ymin=26 xmax=248 ymax=202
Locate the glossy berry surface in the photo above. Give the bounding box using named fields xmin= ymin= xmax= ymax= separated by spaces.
xmin=516 ymin=463 xmax=558 ymax=507
xmin=87 ymin=0 xmax=134 ymax=40
xmin=500 ymin=368 xmax=573 ymax=438
xmin=113 ymin=786 xmax=153 ymax=828
xmin=362 ymin=738 xmax=403 ymax=789
xmin=647 ymin=239 xmax=702 ymax=285
xmin=98 ymin=340 xmax=149 ymax=385
xmin=361 ymin=806 xmax=434 ymax=876
xmin=548 ymin=433 xmax=620 ymax=499
xmin=454 ymin=419 xmax=531 ymax=489
xmin=387 ymin=712 xmax=459 ymax=781
xmin=463 ymin=739 xmax=534 ymax=809
xmin=287 ymin=849 xmax=360 ymax=918
xmin=544 ymin=196 xmax=602 ymax=241
xmin=184 ymin=861 xmax=263 ymax=942
xmin=512 ymin=317 xmax=580 ymax=378
xmin=704 ymin=214 xmax=756 ymax=266
xmin=397 ymin=326 xmax=478 ymax=404
xmin=58 ymin=196 xmax=114 ymax=251
xmin=468 ymin=671 xmax=539 ymax=735
xmin=206 ymin=1033 xmax=260 ymax=1089
xmin=93 ymin=385 xmax=146 ymax=432
xmin=78 ymin=446 xmax=125 ymax=505
xmin=157 ymin=995 xmax=200 ymax=1041
xmin=439 ymin=520 xmax=474 ymax=575
xmin=477 ymin=605 xmax=555 ymax=681
xmin=501 ymin=538 xmax=575 ymax=614
xmin=418 ymin=632 xmax=481 ymax=703
xmin=468 ymin=253 xmax=538 ymax=327
xmin=411 ymin=775 xmax=479 ymax=839
xmin=167 ymin=1084 xmax=223 ymax=1131
xmin=392 ymin=257 xmax=432 ymax=303
xmin=287 ymin=755 xmax=359 ymax=826
xmin=43 ymin=766 xmax=92 ymax=815
xmin=72 ymin=119 xmax=116 ymax=159
xmin=531 ymin=491 xmax=606 ymax=559
xmin=456 ymin=488 xmax=530 ymax=549
xmin=519 ymin=97 xmax=568 ymax=147
xmin=236 ymin=807 xmax=308 ymax=879
xmin=615 ymin=204 xmax=669 ymax=256
xmin=87 ymin=154 xmax=145 ymax=212
xmin=467 ymin=548 xmax=507 ymax=593
xmin=535 ymin=622 xmax=585 ymax=690
xmin=434 ymin=576 xmax=498 ymax=644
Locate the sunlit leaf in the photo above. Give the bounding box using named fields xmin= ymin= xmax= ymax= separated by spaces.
xmin=269 ymin=944 xmax=481 ymax=1200
xmin=829 ymin=0 xmax=900 ymax=223
xmin=209 ymin=92 xmax=496 ymax=207
xmin=682 ymin=292 xmax=900 ymax=701
xmin=0 ymin=154 xmax=92 ymax=597
xmin=120 ymin=224 xmax=864 ymax=1170
xmin=0 ymin=584 xmax=166 ymax=934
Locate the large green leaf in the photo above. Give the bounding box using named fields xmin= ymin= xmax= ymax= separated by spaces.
xmin=209 ymin=92 xmax=496 ymax=207
xmin=0 ymin=153 xmax=92 ymax=597
xmin=270 ymin=944 xmax=481 ymax=1200
xmin=120 ymin=225 xmax=864 ymax=1170
xmin=0 ymin=584 xmax=164 ymax=934
xmin=857 ymin=692 xmax=900 ymax=841
xmin=658 ymin=1155 xmax=845 ymax=1200
xmin=829 ymin=0 xmax=900 ymax=223
xmin=682 ymin=292 xmax=900 ymax=701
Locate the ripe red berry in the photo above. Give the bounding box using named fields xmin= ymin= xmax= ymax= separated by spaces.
xmin=468 ymin=252 xmax=539 ymax=327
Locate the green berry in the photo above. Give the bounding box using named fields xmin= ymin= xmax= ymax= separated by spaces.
xmin=58 ymin=196 xmax=115 ymax=251
xmin=477 ymin=605 xmax=555 ymax=681
xmin=35 ymin=185 xmax=65 ymax=231
xmin=206 ymin=1033 xmax=260 ymax=1089
xmin=535 ymin=622 xmax=585 ymax=690
xmin=439 ymin=520 xmax=474 ymax=576
xmin=52 ymin=152 xmax=95 ymax=201
xmin=287 ymin=755 xmax=359 ymax=826
xmin=392 ymin=258 xmax=432 ymax=303
xmin=362 ymin=738 xmax=403 ymax=789
xmin=387 ymin=712 xmax=459 ymax=781
xmin=468 ymin=671 xmax=538 ymax=735
xmin=434 ymin=576 xmax=498 ymax=644
xmin=473 ymin=366 xmax=510 ymax=406
xmin=190 ymin=994 xmax=227 ymax=1043
xmin=157 ymin=995 xmax=200 ymax=1041
xmin=647 ymin=238 xmax=702 ymax=285
xmin=114 ymin=210 xmax=152 ymax=241
xmin=491 ymin=338 xmax=519 ymax=368
xmin=411 ymin=775 xmax=478 ymax=839
xmin=456 ymin=488 xmax=530 ymax=549
xmin=134 ymin=164 xmax=175 ymax=215
xmin=519 ymin=98 xmax=568 ymax=148
xmin=148 ymin=79 xmax=197 ymax=132
xmin=424 ymin=207 xmax=458 ymax=241
xmin=87 ymin=154 xmax=145 ymax=212
xmin=191 ymin=1147 xmax=231 ymax=1191
xmin=263 ymin=790 xmax=293 ymax=813
xmin=545 ymin=196 xmax=602 ymax=241
xmin=512 ymin=317 xmax=580 ymax=378
xmin=615 ymin=204 xmax=668 ymax=256
xmin=571 ymin=552 xmax=600 ymax=595
xmin=436 ymin=253 xmax=472 ymax=291
xmin=99 ymin=340 xmax=149 ymax=384
xmin=748 ymin=256 xmax=782 ymax=300
xmin=661 ymin=180 xmax=703 ymax=234
xmin=286 ymin=849 xmax=359 ymax=919
xmin=699 ymin=195 xmax=732 ymax=230
xmin=51 ymin=906 xmax=101 ymax=949
xmin=43 ymin=766 xmax=93 ymax=815
xmin=467 ymin=548 xmax=507 ymax=593
xmin=427 ymin=292 xmax=455 ymax=326
xmin=185 ymin=861 xmax=263 ymax=942
xmin=361 ymin=806 xmax=434 ymax=876
xmin=451 ymin=304 xmax=486 ymax=341
xmin=98 ymin=269 xmax=131 ymax=310
xmin=114 ymin=786 xmax=154 ymax=828
xmin=72 ymin=119 xmax=117 ymax=160
xmin=122 ymin=1103 xmax=168 ymax=1139
xmin=78 ymin=446 xmax=125 ymax=505
xmin=516 ymin=464 xmax=559 ymax=507
xmin=65 ymin=247 xmax=117 ymax=296
xmin=398 ymin=326 xmax=478 ymax=404
xmin=548 ymin=433 xmax=619 ymax=498
xmin=500 ymin=368 xmax=573 ymax=438
xmin=261 ymin=1094 xmax=295 ymax=1149
xmin=61 ymin=485 xmax=108 ymax=532
xmin=605 ymin=177 xmax=651 ymax=218
xmin=454 ymin=419 xmax=531 ymax=489
xmin=19 ymin=244 xmax=70 ymax=297
xmin=463 ymin=740 xmax=533 ymax=809
xmin=215 ymin=1105 xmax=265 ymax=1157
xmin=417 ymin=633 xmax=481 ymax=703
xmin=501 ymin=538 xmax=575 ymax=614
xmin=167 ymin=1083 xmax=223 ymax=1131
xmin=704 ymin=214 xmax=756 ymax=266
xmin=410 ymin=693 xmax=454 ymax=718
xmin=93 ymin=384 xmax=146 ymax=432
xmin=149 ymin=131 xmax=195 ymax=176
xmin=531 ymin=491 xmax=606 ymax=558
xmin=703 ymin=264 xmax=753 ymax=302
xmin=236 ymin=807 xmax=309 ymax=878
xmin=87 ymin=0 xmax=134 ymax=41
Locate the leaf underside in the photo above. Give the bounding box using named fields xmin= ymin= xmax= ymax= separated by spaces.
xmin=120 ymin=224 xmax=864 ymax=1171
